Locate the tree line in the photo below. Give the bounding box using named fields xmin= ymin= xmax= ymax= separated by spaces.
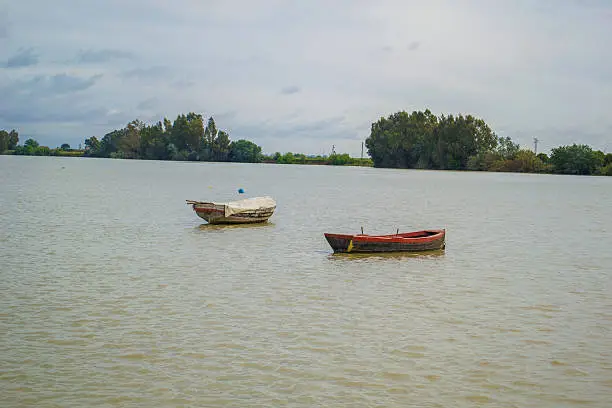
xmin=3 ymin=109 xmax=610 ymax=175
xmin=1 ymin=130 xmax=83 ymax=157
xmin=83 ymin=113 xmax=263 ymax=163
xmin=81 ymin=113 xmax=370 ymax=165
xmin=1 ymin=113 xmax=371 ymax=166
xmin=264 ymin=152 xmax=371 ymax=166
xmin=365 ymin=109 xmax=612 ymax=176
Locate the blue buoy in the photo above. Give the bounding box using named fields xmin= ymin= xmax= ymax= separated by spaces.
xmin=238 ymin=188 xmax=245 ymax=194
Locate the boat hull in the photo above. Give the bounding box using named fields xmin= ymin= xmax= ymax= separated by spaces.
xmin=324 ymin=229 xmax=445 ymax=253
xmin=190 ymin=202 xmax=275 ymax=224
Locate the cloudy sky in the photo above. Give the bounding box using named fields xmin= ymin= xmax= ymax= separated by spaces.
xmin=1 ymin=0 xmax=610 ymax=155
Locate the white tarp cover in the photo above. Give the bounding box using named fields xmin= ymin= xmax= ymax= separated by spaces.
xmin=223 ymin=196 xmax=276 ymax=217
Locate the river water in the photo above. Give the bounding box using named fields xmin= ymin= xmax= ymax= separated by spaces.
xmin=1 ymin=155 xmax=611 ymax=407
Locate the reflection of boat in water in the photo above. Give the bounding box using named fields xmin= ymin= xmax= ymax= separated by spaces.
xmin=328 ymin=249 xmax=445 ymax=260
xmin=324 ymin=229 xmax=445 ymax=253
xmin=186 ymin=196 xmax=276 ymax=224
xmin=196 ymin=222 xmax=275 ymax=232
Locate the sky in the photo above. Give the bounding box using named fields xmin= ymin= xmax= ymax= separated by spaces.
xmin=1 ymin=0 xmax=611 ymax=156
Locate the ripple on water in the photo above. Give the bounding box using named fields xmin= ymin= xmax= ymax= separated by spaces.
xmin=1 ymin=158 xmax=611 ymax=407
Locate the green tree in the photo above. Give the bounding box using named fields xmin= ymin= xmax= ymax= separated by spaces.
xmin=467 ymin=151 xmax=500 ymax=171
xmin=8 ymin=130 xmax=19 ymax=150
xmin=118 ymin=120 xmax=144 ymax=158
xmin=60 ymin=143 xmax=71 ymax=151
xmin=1 ymin=129 xmax=19 ymax=152
xmin=35 ymin=146 xmax=51 ymax=156
xmin=549 ymin=144 xmax=603 ymax=175
xmin=25 ymin=138 xmax=39 ymax=149
xmin=365 ymin=110 xmax=497 ymax=170
xmin=0 ymin=130 xmax=8 ymax=152
xmin=495 ymin=136 xmax=520 ymax=160
xmin=13 ymin=138 xmax=43 ymax=156
xmin=366 ymin=110 xmax=438 ymax=168
xmin=293 ymin=153 xmax=307 ymax=164
xmin=204 ymin=117 xmax=217 ymax=149
xmin=329 ymin=153 xmax=351 ymax=165
xmin=170 ymin=114 xmax=189 ymax=152
xmin=599 ymin=163 xmax=612 ymax=176
xmin=434 ymin=114 xmax=498 ymax=169
xmin=513 ymin=149 xmax=544 ymax=173
xmin=229 ymin=139 xmax=263 ymax=163
xmin=278 ymin=152 xmax=296 ymax=164
xmin=84 ymin=136 xmax=101 ymax=156
xmin=81 ymin=113 xmax=235 ymax=161
xmin=185 ymin=112 xmax=204 ymax=153
xmin=600 ymin=153 xmax=612 ymax=175
xmin=214 ymin=130 xmax=231 ymax=161
xmin=167 ymin=143 xmax=186 ymax=161
xmin=140 ymin=122 xmax=169 ymax=160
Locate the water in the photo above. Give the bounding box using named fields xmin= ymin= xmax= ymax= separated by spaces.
xmin=1 ymin=155 xmax=611 ymax=407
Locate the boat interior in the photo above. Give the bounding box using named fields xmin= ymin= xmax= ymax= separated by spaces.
xmin=395 ymin=230 xmax=441 ymax=238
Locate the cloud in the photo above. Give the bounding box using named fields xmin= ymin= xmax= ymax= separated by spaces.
xmin=1 ymin=0 xmax=611 ymax=155
xmin=228 ymin=117 xmax=363 ymax=155
xmin=213 ymin=111 xmax=238 ymax=123
xmin=16 ymin=73 xmax=103 ymax=95
xmin=280 ymin=85 xmax=301 ymax=95
xmin=0 ymin=8 xmax=8 ymax=39
xmin=6 ymin=48 xmax=39 ymax=68
xmin=0 ymin=72 xmax=107 ymax=140
xmin=0 ymin=75 xmax=128 ymax=128
xmin=121 ymin=66 xmax=171 ymax=79
xmin=287 ymin=116 xmax=347 ymax=135
xmin=225 ymin=115 xmax=359 ymax=151
xmin=75 ymin=49 xmax=135 ymax=63
xmin=172 ymin=79 xmax=196 ymax=89
xmin=0 ymin=74 xmax=108 ymax=150
xmin=136 ymin=97 xmax=157 ymax=110
xmin=0 ymin=105 xmax=106 ymax=124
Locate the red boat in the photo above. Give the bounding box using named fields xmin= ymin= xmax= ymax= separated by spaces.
xmin=324 ymin=229 xmax=446 ymax=253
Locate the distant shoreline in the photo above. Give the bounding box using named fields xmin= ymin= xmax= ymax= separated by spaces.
xmin=5 ymin=150 xmax=612 ymax=177
xmin=0 ymin=149 xmax=374 ymax=167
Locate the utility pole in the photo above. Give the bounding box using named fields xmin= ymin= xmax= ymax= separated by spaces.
xmin=361 ymin=141 xmax=364 ymax=161
xmin=533 ymin=137 xmax=539 ymax=155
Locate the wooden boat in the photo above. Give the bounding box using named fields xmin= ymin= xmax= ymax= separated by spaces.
xmin=324 ymin=229 xmax=445 ymax=253
xmin=186 ymin=196 xmax=276 ymax=224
